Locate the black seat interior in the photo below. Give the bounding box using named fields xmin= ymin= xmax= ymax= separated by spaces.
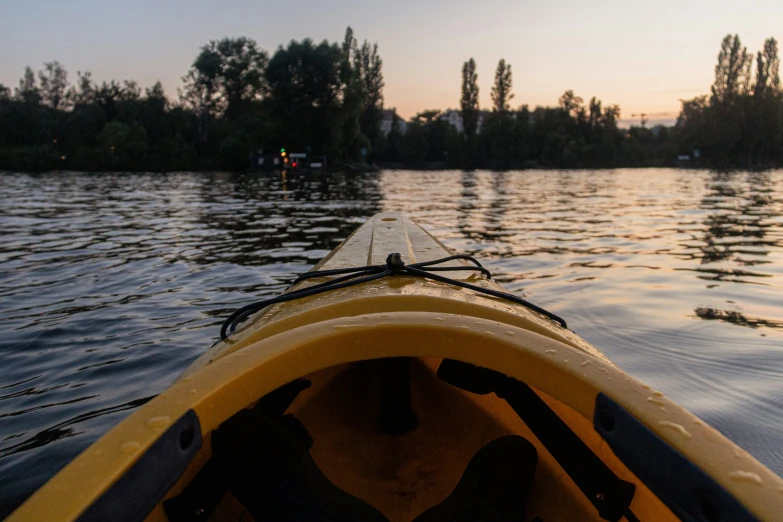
xmin=209 ymin=408 xmax=538 ymax=522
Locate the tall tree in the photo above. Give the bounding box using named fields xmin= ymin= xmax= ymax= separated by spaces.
xmin=14 ymin=66 xmax=41 ymax=105
xmin=338 ymin=27 xmax=362 ymax=160
xmin=601 ymin=104 xmax=621 ymax=131
xmin=357 ymin=40 xmax=384 ymax=144
xmin=38 ymin=61 xmax=70 ymax=110
xmin=711 ymin=34 xmax=753 ymax=104
xmin=558 ymin=90 xmax=584 ymax=119
xmin=460 ymin=58 xmax=479 ymax=138
xmin=120 ymin=80 xmax=142 ymax=101
xmin=491 ymin=59 xmax=513 ymax=112
xmin=0 ymin=84 xmax=10 ymax=100
xmin=70 ymin=71 xmax=96 ymax=105
xmin=753 ymin=37 xmax=781 ymax=98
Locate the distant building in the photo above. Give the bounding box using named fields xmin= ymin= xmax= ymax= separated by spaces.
xmin=380 ymin=108 xmax=407 ymax=135
xmin=439 ymin=109 xmax=464 ymax=133
xmin=438 ymin=109 xmax=493 ymax=134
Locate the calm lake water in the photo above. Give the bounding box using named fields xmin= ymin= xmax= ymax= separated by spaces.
xmin=1 ymin=169 xmax=782 ymax=515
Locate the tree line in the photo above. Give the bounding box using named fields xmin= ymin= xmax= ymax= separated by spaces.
xmin=676 ymin=35 xmax=782 ymax=168
xmin=378 ymin=57 xmax=674 ymax=170
xmin=1 ymin=32 xmax=780 ymax=171
xmin=386 ymin=34 xmax=780 ymax=170
xmin=0 ymin=28 xmax=384 ymax=171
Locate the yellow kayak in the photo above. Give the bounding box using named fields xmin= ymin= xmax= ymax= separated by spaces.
xmin=9 ymin=212 xmax=783 ymax=522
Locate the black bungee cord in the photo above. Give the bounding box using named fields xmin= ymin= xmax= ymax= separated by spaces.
xmin=220 ymin=253 xmax=567 ymax=340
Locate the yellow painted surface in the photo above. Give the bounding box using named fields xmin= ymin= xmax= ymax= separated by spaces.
xmin=9 ymin=212 xmax=783 ymax=522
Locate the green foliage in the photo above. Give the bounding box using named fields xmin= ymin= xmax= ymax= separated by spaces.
xmin=0 ymin=28 xmax=387 ymax=172
xmin=712 ymin=35 xmax=753 ymax=104
xmin=677 ymin=34 xmax=783 ymax=167
xmin=491 ymin=59 xmax=513 ymax=113
xmin=38 ymin=61 xmax=70 ymax=110
xmin=97 ymin=121 xmax=148 ymax=169
xmin=15 ymin=67 xmax=41 ymax=105
xmin=461 ymin=58 xmax=480 ymax=142
xmin=2 ymin=30 xmax=780 ymax=172
xmin=399 ymin=122 xmax=428 ymax=166
xmin=264 ymin=38 xmax=343 ymax=158
xmin=356 ymin=40 xmax=384 ymax=146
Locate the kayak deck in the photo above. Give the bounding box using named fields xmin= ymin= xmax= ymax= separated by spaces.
xmin=8 ymin=212 xmax=783 ymax=522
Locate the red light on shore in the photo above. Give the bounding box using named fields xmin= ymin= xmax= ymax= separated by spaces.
xmin=292 ymin=162 xmax=297 ymax=167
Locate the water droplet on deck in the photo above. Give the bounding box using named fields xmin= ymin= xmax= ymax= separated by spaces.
xmin=121 ymin=441 xmax=140 ymax=454
xmin=657 ymin=421 xmax=691 ymax=439
xmin=728 ymin=470 xmax=763 ymax=485
xmin=545 ymin=349 xmax=557 ymax=355
xmin=459 ymin=325 xmax=469 ymax=329
xmin=652 ymin=391 xmax=664 ymax=397
xmin=148 ymin=416 xmax=171 ymax=430
xmin=563 ymin=359 xmax=569 ymax=364
xmin=581 ymin=360 xmax=591 ymax=367
xmin=434 ymin=317 xmax=444 ymax=321
xmin=188 ymin=389 xmax=197 ymax=395
xmin=484 ymin=330 xmax=495 ymax=336
xmin=597 ymin=367 xmax=609 ymax=373
xmin=505 ymin=331 xmax=515 ymax=336
xmin=647 ymin=397 xmax=665 ymax=406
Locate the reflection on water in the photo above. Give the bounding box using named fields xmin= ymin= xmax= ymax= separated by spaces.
xmin=1 ymin=169 xmax=782 ymax=515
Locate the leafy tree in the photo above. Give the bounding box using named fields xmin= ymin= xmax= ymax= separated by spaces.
xmin=0 ymin=84 xmax=10 ymax=100
xmin=15 ymin=67 xmax=41 ymax=105
xmin=711 ymin=34 xmax=753 ymax=104
xmin=399 ymin=122 xmax=429 ymax=165
xmin=461 ymin=58 xmax=480 ymax=137
xmin=38 ymin=61 xmax=70 ymax=110
xmin=70 ymin=71 xmax=96 ymax=105
xmin=386 ymin=114 xmax=403 ymax=162
xmin=356 ymin=39 xmax=384 ymax=145
xmin=749 ymin=38 xmax=783 ymax=164
xmin=753 ymin=38 xmax=781 ymax=98
xmin=184 ymin=37 xmax=268 ymax=120
xmin=264 ymin=38 xmax=343 ymax=157
xmin=337 ymin=27 xmax=363 ymax=161
xmin=413 ymin=109 xmax=441 ymax=124
xmin=97 ymin=121 xmax=148 ymax=168
xmin=490 ymin=59 xmax=513 ymax=112
xmin=558 ymin=90 xmax=584 ymax=120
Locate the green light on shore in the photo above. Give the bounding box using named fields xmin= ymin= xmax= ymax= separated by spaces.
xmin=280 ymin=148 xmax=285 ymax=153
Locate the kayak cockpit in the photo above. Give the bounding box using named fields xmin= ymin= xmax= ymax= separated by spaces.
xmin=159 ymin=356 xmax=670 ymax=522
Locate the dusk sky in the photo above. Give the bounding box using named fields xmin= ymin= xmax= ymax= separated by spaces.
xmin=2 ymin=0 xmax=782 ymax=123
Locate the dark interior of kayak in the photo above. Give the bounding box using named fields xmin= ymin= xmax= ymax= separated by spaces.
xmin=161 ymin=357 xmax=662 ymax=522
